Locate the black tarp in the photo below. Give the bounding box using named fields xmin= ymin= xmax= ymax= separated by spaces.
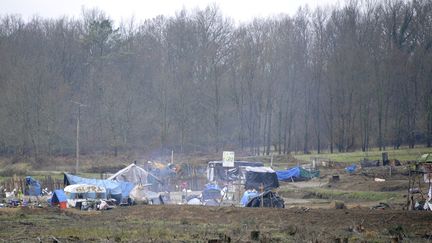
xmin=245 ymin=191 xmax=285 ymax=208
xmin=208 ymin=161 xmax=264 ymax=182
xmin=244 ymin=167 xmax=279 ymax=191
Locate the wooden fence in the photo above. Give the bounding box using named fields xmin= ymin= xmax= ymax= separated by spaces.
xmin=1 ymin=175 xmax=63 ymax=193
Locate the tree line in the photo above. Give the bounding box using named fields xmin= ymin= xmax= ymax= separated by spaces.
xmin=0 ymin=0 xmax=431 ymax=161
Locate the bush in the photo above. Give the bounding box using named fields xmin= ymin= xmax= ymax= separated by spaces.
xmin=0 ymin=163 xmax=32 ymax=176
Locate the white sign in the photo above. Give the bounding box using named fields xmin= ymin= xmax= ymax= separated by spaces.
xmin=222 ymin=151 xmax=235 ymax=167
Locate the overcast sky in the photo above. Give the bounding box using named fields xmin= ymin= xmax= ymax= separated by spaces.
xmin=0 ymin=0 xmax=340 ymax=24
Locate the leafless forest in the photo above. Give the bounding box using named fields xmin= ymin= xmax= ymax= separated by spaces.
xmin=0 ymin=0 xmax=431 ymax=161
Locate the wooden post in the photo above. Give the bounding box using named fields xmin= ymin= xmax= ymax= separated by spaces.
xmin=260 ymin=183 xmax=264 ymax=208
xmin=171 ymin=150 xmax=174 ymax=164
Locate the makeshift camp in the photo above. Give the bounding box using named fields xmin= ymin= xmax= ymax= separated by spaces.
xmin=64 ymin=173 xmax=134 ymax=204
xmin=276 ymin=166 xmax=320 ymax=182
xmin=244 ymin=167 xmax=279 ymax=191
xmin=245 ymin=191 xmax=285 ymax=208
xmin=108 ymin=163 xmax=160 ymax=186
xmin=51 ymin=189 xmax=67 ymax=209
xmin=64 ymin=184 xmax=107 ymax=208
xmin=25 ymin=176 xmax=41 ymax=196
xmin=207 ymin=161 xmax=264 ymax=183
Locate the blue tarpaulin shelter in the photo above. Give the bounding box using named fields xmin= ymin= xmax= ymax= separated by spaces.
xmin=25 ymin=176 xmax=41 ymax=196
xmin=276 ymin=167 xmax=320 ymax=181
xmin=64 ymin=173 xmax=134 ymax=203
xmin=51 ymin=190 xmax=67 ymax=204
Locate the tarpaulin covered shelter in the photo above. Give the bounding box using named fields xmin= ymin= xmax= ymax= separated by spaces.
xmin=244 ymin=167 xmax=279 ymax=191
xmin=207 ymin=161 xmax=264 ymax=182
xmin=245 ymin=191 xmax=285 ymax=208
xmin=51 ymin=189 xmax=67 ymax=208
xmin=64 ymin=173 xmax=133 ymax=203
xmin=108 ymin=163 xmax=160 ymax=185
xmin=276 ymin=166 xmax=320 ymax=181
xmin=25 ymin=176 xmax=41 ymax=196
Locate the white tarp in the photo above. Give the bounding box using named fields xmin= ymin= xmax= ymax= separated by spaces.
xmin=108 ymin=163 xmax=159 ymax=185
xmin=245 ymin=166 xmax=275 ymax=173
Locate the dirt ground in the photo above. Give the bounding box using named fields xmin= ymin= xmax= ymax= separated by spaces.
xmin=0 ymin=205 xmax=431 ymax=242
xmin=1 ymin=159 xmax=431 ymax=242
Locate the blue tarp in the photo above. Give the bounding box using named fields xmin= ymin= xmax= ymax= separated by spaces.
xmin=276 ymin=167 xmax=320 ymax=181
xmin=276 ymin=167 xmax=301 ymax=181
xmin=204 ymin=183 xmax=221 ymax=191
xmin=241 ymin=190 xmax=259 ymax=206
xmin=345 ymin=164 xmax=357 ymax=173
xmin=51 ymin=189 xmax=67 ymax=204
xmin=64 ymin=173 xmax=134 ymax=203
xmin=25 ymin=176 xmax=41 ymax=196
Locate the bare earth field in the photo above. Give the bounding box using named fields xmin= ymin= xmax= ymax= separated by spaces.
xmin=0 ymin=205 xmax=432 ymax=242
xmin=1 ymin=154 xmax=431 ymax=242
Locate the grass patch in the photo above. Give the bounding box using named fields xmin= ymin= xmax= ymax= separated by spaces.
xmin=279 ymin=188 xmax=399 ymax=202
xmin=293 ymin=147 xmax=432 ymax=163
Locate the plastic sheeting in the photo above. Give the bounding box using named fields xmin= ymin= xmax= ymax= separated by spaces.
xmin=345 ymin=164 xmax=357 ymax=174
xmin=108 ymin=163 xmax=160 ymax=185
xmin=245 ymin=191 xmax=285 ymax=208
xmin=64 ymin=173 xmax=134 ymax=203
xmin=276 ymin=167 xmax=301 ymax=181
xmin=206 ymin=161 xmax=264 ymax=182
xmin=241 ymin=190 xmax=259 ymax=206
xmin=276 ymin=166 xmax=320 ymax=181
xmin=25 ymin=176 xmax=41 ymax=196
xmin=244 ymin=167 xmax=279 ymax=191
xmin=51 ymin=189 xmax=67 ymax=204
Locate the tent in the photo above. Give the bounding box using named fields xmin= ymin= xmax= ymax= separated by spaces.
xmin=64 ymin=173 xmax=134 ymax=204
xmin=276 ymin=166 xmax=320 ymax=182
xmin=25 ymin=176 xmax=41 ymax=196
xmin=108 ymin=163 xmax=160 ymax=185
xmin=245 ymin=191 xmax=285 ymax=208
xmin=51 ymin=189 xmax=67 ymax=208
xmin=244 ymin=167 xmax=279 ymax=191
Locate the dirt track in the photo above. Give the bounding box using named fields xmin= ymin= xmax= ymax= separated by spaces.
xmin=1 ymin=205 xmax=432 ymax=242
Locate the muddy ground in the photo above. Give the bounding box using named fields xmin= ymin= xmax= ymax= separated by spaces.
xmin=0 ymin=205 xmax=432 ymax=242
xmin=1 ymin=159 xmax=431 ymax=242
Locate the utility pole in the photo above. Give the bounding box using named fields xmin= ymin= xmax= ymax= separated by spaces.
xmin=72 ymin=101 xmax=87 ymax=174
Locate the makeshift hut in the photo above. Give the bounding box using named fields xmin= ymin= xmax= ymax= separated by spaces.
xmin=276 ymin=166 xmax=320 ymax=182
xmin=108 ymin=163 xmax=160 ymax=185
xmin=64 ymin=173 xmax=134 ymax=204
xmin=25 ymin=176 xmax=41 ymax=196
xmin=207 ymin=161 xmax=264 ymax=183
xmin=51 ymin=189 xmax=67 ymax=209
xmin=245 ymin=191 xmax=285 ymax=208
xmin=244 ymin=167 xmax=279 ymax=191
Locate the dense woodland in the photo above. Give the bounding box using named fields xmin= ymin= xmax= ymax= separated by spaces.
xmin=0 ymin=0 xmax=432 ymax=161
